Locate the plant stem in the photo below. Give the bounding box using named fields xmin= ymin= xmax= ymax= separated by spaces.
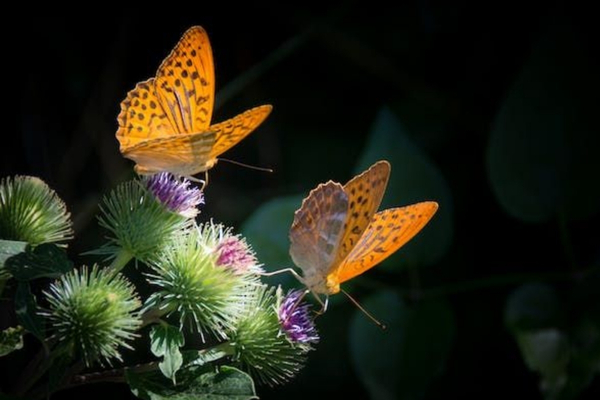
xmin=108 ymin=247 xmax=133 ymax=273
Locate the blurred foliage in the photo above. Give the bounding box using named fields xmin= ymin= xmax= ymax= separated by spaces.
xmin=2 ymin=0 xmax=599 ymax=399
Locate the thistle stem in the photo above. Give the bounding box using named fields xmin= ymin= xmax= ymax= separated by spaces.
xmin=108 ymin=248 xmax=133 ymax=273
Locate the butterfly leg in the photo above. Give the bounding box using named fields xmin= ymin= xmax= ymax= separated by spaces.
xmin=184 ymin=174 xmax=207 ymax=190
xmin=312 ymin=293 xmax=329 ymax=316
xmin=261 ymin=268 xmax=304 ymax=283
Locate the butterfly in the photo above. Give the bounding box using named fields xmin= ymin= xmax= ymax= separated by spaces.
xmin=288 ymin=160 xmax=438 ymax=299
xmin=116 ymin=26 xmax=272 ymax=180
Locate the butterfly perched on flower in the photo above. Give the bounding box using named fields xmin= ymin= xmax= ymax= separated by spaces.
xmin=116 ymin=26 xmax=272 ymax=179
xmin=289 ymin=160 xmax=438 ymax=297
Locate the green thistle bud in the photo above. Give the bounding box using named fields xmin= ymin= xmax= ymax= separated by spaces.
xmin=42 ymin=265 xmax=142 ymax=366
xmin=98 ymin=179 xmax=194 ymax=262
xmin=229 ymin=286 xmax=315 ymax=386
xmin=143 ymin=224 xmax=259 ymax=341
xmin=0 ymin=176 xmax=73 ymax=245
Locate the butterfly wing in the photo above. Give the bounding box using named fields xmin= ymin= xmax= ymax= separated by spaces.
xmin=116 ymin=79 xmax=178 ymax=152
xmin=289 ymin=181 xmax=348 ymax=291
xmin=208 ymin=105 xmax=272 ymax=160
xmin=334 ymin=201 xmax=438 ymax=284
xmin=122 ymin=131 xmax=216 ymax=176
xmin=332 ymin=160 xmax=390 ymax=267
xmin=154 ymin=26 xmax=215 ymax=134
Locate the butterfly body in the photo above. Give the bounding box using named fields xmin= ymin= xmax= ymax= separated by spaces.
xmin=117 ymin=26 xmax=271 ymax=178
xmin=289 ymin=160 xmax=438 ymax=296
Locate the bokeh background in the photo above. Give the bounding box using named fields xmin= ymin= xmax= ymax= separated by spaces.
xmin=2 ymin=0 xmax=599 ymax=399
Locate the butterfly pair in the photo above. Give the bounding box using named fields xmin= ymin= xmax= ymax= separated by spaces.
xmin=116 ymin=26 xmax=271 ymax=181
xmin=116 ymin=27 xmax=438 ymax=305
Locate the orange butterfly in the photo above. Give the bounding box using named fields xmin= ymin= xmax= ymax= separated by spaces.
xmin=116 ymin=26 xmax=272 ymax=180
xmin=288 ymin=160 xmax=438 ymax=298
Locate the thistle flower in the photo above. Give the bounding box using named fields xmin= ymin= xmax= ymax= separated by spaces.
xmin=229 ymin=285 xmax=317 ymax=386
xmin=98 ymin=179 xmax=195 ymax=262
xmin=143 ymin=224 xmax=258 ymax=341
xmin=42 ymin=265 xmax=141 ymax=366
xmin=145 ymin=173 xmax=204 ymax=218
xmin=0 ymin=176 xmax=72 ymax=245
xmin=278 ymin=289 xmax=319 ymax=345
xmin=198 ymin=221 xmax=263 ymax=275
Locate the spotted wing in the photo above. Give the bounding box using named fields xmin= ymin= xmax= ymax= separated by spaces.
xmin=116 ymin=78 xmax=178 ymax=152
xmin=122 ymin=131 xmax=216 ymax=175
xmin=153 ymin=26 xmax=215 ymax=135
xmin=332 ymin=160 xmax=390 ymax=267
xmin=335 ymin=202 xmax=438 ymax=283
xmin=208 ymin=105 xmax=272 ymax=160
xmin=289 ymin=182 xmax=349 ymax=280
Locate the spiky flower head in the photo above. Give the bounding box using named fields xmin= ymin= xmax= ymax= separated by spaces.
xmin=145 ymin=173 xmax=204 ymax=218
xmin=143 ymin=224 xmax=259 ymax=342
xmin=98 ymin=179 xmax=194 ymax=262
xmin=42 ymin=265 xmax=141 ymax=366
xmin=278 ymin=289 xmax=319 ymax=345
xmin=229 ymin=285 xmax=317 ymax=386
xmin=0 ymin=176 xmax=72 ymax=245
xmin=197 ymin=221 xmax=263 ymax=275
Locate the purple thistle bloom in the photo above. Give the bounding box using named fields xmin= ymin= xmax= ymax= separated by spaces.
xmin=278 ymin=290 xmax=319 ymax=344
xmin=215 ymin=235 xmax=260 ymax=274
xmin=146 ymin=173 xmax=204 ymax=218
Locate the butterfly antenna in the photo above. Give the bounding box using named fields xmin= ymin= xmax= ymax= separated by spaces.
xmin=341 ymin=289 xmax=386 ymax=330
xmin=218 ymin=157 xmax=273 ymax=173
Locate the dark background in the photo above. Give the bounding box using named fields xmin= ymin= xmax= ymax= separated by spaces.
xmin=2 ymin=1 xmax=599 ymax=399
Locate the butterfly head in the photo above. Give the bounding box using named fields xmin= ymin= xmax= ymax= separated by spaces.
xmin=302 ymin=272 xmax=341 ymax=296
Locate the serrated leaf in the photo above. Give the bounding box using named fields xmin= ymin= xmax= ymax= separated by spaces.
xmin=356 ymin=107 xmax=453 ymax=269
xmin=0 ymin=326 xmax=24 ymax=356
xmin=486 ymin=17 xmax=600 ymax=222
xmin=349 ymin=291 xmax=455 ymax=400
xmin=150 ymin=324 xmax=185 ymax=384
xmin=15 ymin=282 xmax=44 ymax=342
xmin=126 ymin=365 xmax=257 ymax=400
xmin=5 ymin=243 xmax=73 ymax=281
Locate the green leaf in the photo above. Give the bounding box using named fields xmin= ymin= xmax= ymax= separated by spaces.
xmin=15 ymin=282 xmax=45 ymax=342
xmin=486 ymin=17 xmax=600 ymax=222
xmin=150 ymin=324 xmax=185 ymax=384
xmin=0 ymin=240 xmax=27 ymax=277
xmin=5 ymin=243 xmax=73 ymax=281
xmin=349 ymin=291 xmax=455 ymax=400
xmin=356 ymin=107 xmax=453 ymax=268
xmin=241 ymin=195 xmax=303 ymax=288
xmin=516 ymin=329 xmax=570 ymax=379
xmin=0 ymin=326 xmax=24 ymax=356
xmin=504 ymin=283 xmax=564 ymax=332
xmin=126 ymin=365 xmax=257 ymax=400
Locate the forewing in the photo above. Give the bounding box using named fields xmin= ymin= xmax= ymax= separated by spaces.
xmin=335 ymin=201 xmax=438 ymax=283
xmin=116 ymin=78 xmax=177 ymax=152
xmin=154 ymin=26 xmax=215 ymax=134
xmin=208 ymin=105 xmax=272 ymax=160
xmin=289 ymin=181 xmax=348 ymax=278
xmin=333 ymin=160 xmax=390 ymax=266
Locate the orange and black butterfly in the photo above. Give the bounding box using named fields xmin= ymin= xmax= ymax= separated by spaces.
xmin=116 ymin=26 xmax=271 ymax=179
xmin=289 ymin=160 xmax=438 ymax=296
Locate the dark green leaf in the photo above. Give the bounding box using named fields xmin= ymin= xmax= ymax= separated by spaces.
xmin=505 ymin=283 xmax=564 ymax=332
xmin=5 ymin=243 xmax=73 ymax=281
xmin=126 ymin=365 xmax=257 ymax=400
xmin=241 ymin=195 xmax=303 ymax=288
xmin=349 ymin=291 xmax=455 ymax=400
xmin=15 ymin=282 xmax=44 ymax=342
xmin=0 ymin=240 xmax=27 ymax=274
xmin=0 ymin=326 xmax=24 ymax=357
xmin=150 ymin=324 xmax=185 ymax=383
xmin=356 ymin=107 xmax=453 ymax=269
xmin=487 ymin=18 xmax=600 ymax=222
